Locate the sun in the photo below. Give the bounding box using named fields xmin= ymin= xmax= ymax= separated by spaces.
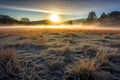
xmin=49 ymin=14 xmax=60 ymax=22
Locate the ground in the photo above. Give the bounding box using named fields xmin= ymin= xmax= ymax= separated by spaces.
xmin=0 ymin=28 xmax=120 ymax=80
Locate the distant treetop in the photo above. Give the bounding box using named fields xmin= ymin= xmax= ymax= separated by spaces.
xmin=20 ymin=18 xmax=30 ymax=22
xmin=87 ymin=11 xmax=97 ymax=22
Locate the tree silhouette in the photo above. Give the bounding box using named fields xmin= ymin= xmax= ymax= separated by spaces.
xmin=69 ymin=20 xmax=73 ymax=25
xmin=87 ymin=11 xmax=97 ymax=22
xmin=20 ymin=18 xmax=30 ymax=22
xmin=100 ymin=13 xmax=106 ymax=19
xmin=98 ymin=13 xmax=106 ymax=21
xmin=108 ymin=11 xmax=120 ymax=19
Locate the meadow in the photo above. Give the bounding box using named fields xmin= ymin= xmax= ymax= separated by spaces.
xmin=0 ymin=28 xmax=120 ymax=80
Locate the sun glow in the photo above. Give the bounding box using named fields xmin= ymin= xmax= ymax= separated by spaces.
xmin=49 ymin=14 xmax=60 ymax=22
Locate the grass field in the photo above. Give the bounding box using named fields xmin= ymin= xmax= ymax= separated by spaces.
xmin=0 ymin=28 xmax=120 ymax=80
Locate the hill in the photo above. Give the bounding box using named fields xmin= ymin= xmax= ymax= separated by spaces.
xmin=0 ymin=14 xmax=18 ymax=25
xmin=0 ymin=15 xmax=55 ymax=26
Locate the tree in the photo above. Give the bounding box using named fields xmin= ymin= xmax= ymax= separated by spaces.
xmin=108 ymin=11 xmax=120 ymax=19
xmin=87 ymin=11 xmax=97 ymax=22
xmin=98 ymin=13 xmax=106 ymax=21
xmin=69 ymin=20 xmax=73 ymax=25
xmin=20 ymin=18 xmax=30 ymax=22
xmin=100 ymin=13 xmax=106 ymax=19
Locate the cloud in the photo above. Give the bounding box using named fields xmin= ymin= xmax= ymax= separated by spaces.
xmin=0 ymin=0 xmax=120 ymax=15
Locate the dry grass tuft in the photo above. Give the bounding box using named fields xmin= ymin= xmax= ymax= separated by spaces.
xmin=0 ymin=48 xmax=17 ymax=61
xmin=65 ymin=48 xmax=109 ymax=80
xmin=49 ymin=60 xmax=64 ymax=71
xmin=47 ymin=43 xmax=75 ymax=56
xmin=61 ymin=43 xmax=75 ymax=56
xmin=98 ymin=34 xmax=107 ymax=42
xmin=108 ymin=42 xmax=120 ymax=47
xmin=0 ymin=48 xmax=25 ymax=80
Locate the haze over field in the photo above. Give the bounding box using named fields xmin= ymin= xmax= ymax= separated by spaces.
xmin=0 ymin=25 xmax=120 ymax=31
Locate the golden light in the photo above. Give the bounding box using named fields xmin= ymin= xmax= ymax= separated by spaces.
xmin=49 ymin=14 xmax=60 ymax=22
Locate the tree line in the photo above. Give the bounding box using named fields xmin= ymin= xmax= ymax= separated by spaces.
xmin=0 ymin=11 xmax=120 ymax=26
xmin=83 ymin=11 xmax=120 ymax=26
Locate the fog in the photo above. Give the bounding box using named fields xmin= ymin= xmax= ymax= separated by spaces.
xmin=0 ymin=25 xmax=120 ymax=31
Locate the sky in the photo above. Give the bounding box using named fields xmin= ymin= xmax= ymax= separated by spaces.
xmin=0 ymin=0 xmax=120 ymax=21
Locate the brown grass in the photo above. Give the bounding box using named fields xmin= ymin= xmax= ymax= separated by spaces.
xmin=0 ymin=48 xmax=25 ymax=80
xmin=65 ymin=48 xmax=109 ymax=80
xmin=0 ymin=48 xmax=17 ymax=61
xmin=0 ymin=28 xmax=119 ymax=80
xmin=61 ymin=43 xmax=75 ymax=56
xmin=108 ymin=42 xmax=120 ymax=47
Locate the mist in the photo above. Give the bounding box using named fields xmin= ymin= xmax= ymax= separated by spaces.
xmin=0 ymin=25 xmax=120 ymax=31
